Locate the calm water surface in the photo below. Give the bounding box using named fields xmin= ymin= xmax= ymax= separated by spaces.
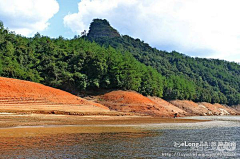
xmin=0 ymin=116 xmax=239 ymax=159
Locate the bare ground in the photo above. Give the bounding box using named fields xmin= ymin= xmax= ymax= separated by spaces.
xmin=0 ymin=113 xmax=207 ymax=129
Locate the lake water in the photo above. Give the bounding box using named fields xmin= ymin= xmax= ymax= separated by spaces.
xmin=0 ymin=116 xmax=239 ymax=159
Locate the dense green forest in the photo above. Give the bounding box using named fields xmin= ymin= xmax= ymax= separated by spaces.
xmin=86 ymin=19 xmax=240 ymax=105
xmin=0 ymin=21 xmax=167 ymax=98
xmin=0 ymin=19 xmax=240 ymax=105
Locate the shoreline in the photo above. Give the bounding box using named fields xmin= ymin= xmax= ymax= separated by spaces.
xmin=0 ymin=113 xmax=209 ymax=128
xmin=0 ymin=113 xmax=210 ymax=137
xmin=0 ymin=113 xmax=239 ymax=138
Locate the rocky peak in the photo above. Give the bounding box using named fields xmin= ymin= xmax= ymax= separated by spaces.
xmin=87 ymin=19 xmax=120 ymax=38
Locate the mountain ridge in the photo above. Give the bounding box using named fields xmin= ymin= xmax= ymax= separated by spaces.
xmin=86 ymin=19 xmax=240 ymax=105
xmin=0 ymin=19 xmax=240 ymax=105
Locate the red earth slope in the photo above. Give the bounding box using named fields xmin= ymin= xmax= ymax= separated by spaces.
xmin=98 ymin=90 xmax=186 ymax=117
xmin=0 ymin=77 xmax=110 ymax=114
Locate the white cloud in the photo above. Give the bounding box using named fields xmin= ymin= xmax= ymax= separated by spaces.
xmin=0 ymin=0 xmax=59 ymax=36
xmin=63 ymin=0 xmax=240 ymax=62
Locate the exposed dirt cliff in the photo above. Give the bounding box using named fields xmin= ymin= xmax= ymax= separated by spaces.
xmin=0 ymin=77 xmax=110 ymax=115
xmin=97 ymin=91 xmax=239 ymax=117
xmin=97 ymin=90 xmax=187 ymax=117
xmin=0 ymin=77 xmax=239 ymax=117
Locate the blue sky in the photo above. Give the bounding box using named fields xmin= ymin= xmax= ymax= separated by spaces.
xmin=41 ymin=0 xmax=80 ymax=38
xmin=0 ymin=0 xmax=240 ymax=63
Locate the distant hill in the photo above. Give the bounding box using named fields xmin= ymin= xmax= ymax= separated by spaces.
xmin=0 ymin=19 xmax=240 ymax=106
xmin=86 ymin=19 xmax=240 ymax=105
xmin=0 ymin=21 xmax=164 ymax=100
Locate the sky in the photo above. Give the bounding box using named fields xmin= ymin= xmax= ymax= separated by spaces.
xmin=0 ymin=0 xmax=240 ymax=63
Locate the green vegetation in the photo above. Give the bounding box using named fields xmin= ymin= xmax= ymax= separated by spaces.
xmin=0 ymin=19 xmax=240 ymax=105
xmin=0 ymin=21 xmax=164 ymax=98
xmin=86 ymin=19 xmax=240 ymax=105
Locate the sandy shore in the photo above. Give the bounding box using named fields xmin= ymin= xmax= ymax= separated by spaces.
xmin=0 ymin=113 xmax=207 ymax=128
xmin=0 ymin=113 xmax=210 ymax=138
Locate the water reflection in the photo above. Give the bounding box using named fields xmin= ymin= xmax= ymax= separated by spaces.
xmin=0 ymin=116 xmax=239 ymax=158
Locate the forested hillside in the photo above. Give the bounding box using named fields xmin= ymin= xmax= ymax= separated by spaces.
xmin=0 ymin=19 xmax=240 ymax=105
xmin=86 ymin=19 xmax=240 ymax=105
xmin=0 ymin=21 xmax=166 ymax=98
